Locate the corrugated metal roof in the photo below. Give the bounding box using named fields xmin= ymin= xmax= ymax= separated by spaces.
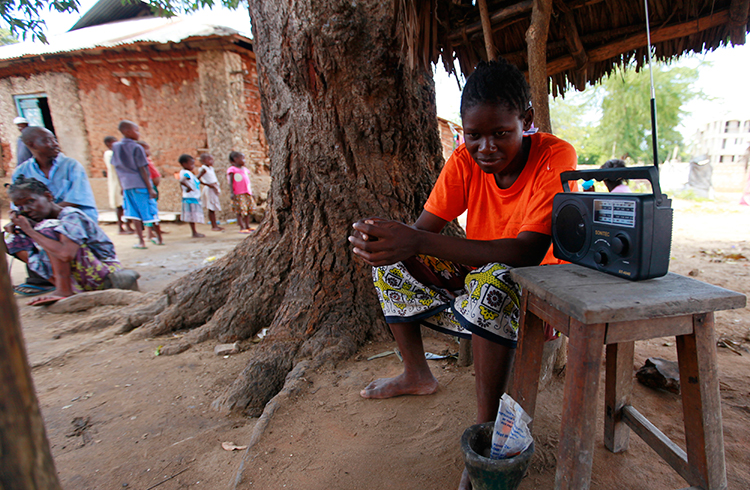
xmin=70 ymin=0 xmax=157 ymax=32
xmin=0 ymin=16 xmax=250 ymax=61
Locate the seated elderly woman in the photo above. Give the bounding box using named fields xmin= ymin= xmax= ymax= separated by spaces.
xmin=4 ymin=176 xmax=122 ymax=306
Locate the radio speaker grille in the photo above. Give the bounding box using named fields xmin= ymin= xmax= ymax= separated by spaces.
xmin=554 ymin=204 xmax=587 ymax=255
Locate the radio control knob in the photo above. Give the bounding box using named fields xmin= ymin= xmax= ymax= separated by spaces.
xmin=611 ymin=234 xmax=629 ymax=256
xmin=594 ymin=250 xmax=609 ymax=266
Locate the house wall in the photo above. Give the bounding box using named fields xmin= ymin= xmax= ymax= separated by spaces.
xmin=197 ymin=49 xmax=269 ymax=215
xmin=0 ymin=69 xmax=90 ymax=175
xmin=241 ymin=51 xmax=268 ymax=172
xmin=437 ymin=117 xmax=462 ymax=162
xmin=74 ymin=51 xmax=206 ymax=212
xmin=0 ymin=44 xmax=268 ymax=217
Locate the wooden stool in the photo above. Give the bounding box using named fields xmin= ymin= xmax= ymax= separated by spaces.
xmin=508 ymin=264 xmax=746 ymax=490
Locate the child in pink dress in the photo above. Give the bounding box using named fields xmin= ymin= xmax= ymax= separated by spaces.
xmin=226 ymin=151 xmax=254 ymax=233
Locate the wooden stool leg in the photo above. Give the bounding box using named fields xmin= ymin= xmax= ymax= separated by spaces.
xmin=508 ymin=293 xmax=546 ymax=421
xmin=676 ymin=313 xmax=727 ymax=490
xmin=555 ymin=320 xmax=606 ymax=490
xmin=604 ymin=341 xmax=635 ymax=453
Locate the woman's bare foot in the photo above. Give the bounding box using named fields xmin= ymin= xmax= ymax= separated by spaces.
xmin=211 ymin=226 xmax=224 ymax=231
xmin=192 ymin=232 xmax=206 ymax=238
xmin=360 ymin=372 xmax=438 ymax=399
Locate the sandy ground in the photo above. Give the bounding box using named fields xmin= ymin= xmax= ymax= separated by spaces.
xmin=7 ymin=195 xmax=750 ymax=490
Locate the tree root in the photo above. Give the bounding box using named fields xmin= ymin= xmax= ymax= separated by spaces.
xmin=45 ymin=293 xmax=168 ymax=339
xmin=46 ymin=290 xmax=147 ymax=314
xmin=211 ymin=340 xmax=298 ymax=416
xmin=50 ymin=315 xmax=127 ymax=339
xmin=121 ymin=295 xmax=169 ymax=336
xmin=231 ymin=359 xmax=312 ymax=489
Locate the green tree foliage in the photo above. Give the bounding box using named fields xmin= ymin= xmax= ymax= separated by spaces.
xmin=597 ymin=63 xmax=701 ymax=164
xmin=145 ymin=0 xmax=242 ymax=15
xmin=0 ymin=0 xmax=242 ymax=43
xmin=0 ymin=0 xmax=79 ymax=43
xmin=0 ymin=26 xmax=18 ymax=44
xmin=550 ymin=62 xmax=702 ymax=166
xmin=549 ymin=91 xmax=604 ymax=166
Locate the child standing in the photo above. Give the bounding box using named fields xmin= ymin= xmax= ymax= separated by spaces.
xmin=178 ymin=154 xmax=205 ymax=238
xmin=104 ymin=136 xmax=133 ymax=235
xmin=138 ymin=140 xmax=165 ymax=245
xmin=197 ymin=153 xmax=223 ymax=231
xmin=226 ymin=151 xmax=254 ymax=233
xmin=349 ymin=58 xmax=577 ymax=490
xmin=111 ymin=120 xmax=159 ymax=249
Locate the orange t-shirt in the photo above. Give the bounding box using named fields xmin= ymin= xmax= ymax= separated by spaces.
xmin=424 ymin=132 xmax=577 ymax=265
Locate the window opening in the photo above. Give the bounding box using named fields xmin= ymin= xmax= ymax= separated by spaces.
xmin=13 ymin=94 xmax=56 ymax=134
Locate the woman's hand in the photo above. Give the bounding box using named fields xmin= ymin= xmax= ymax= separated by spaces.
xmin=10 ymin=212 xmax=33 ymax=235
xmin=3 ymin=211 xmax=18 ymax=235
xmin=349 ymin=218 xmax=422 ymax=267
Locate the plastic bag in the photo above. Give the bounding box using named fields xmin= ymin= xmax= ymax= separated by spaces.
xmin=490 ymin=393 xmax=533 ymax=459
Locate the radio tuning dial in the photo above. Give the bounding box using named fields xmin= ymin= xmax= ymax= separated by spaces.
xmin=594 ymin=250 xmax=609 ymax=266
xmin=611 ymin=234 xmax=630 ymax=256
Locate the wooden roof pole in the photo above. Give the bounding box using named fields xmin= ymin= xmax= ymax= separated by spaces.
xmin=0 ymin=256 xmax=61 ymax=489
xmin=477 ymin=0 xmax=498 ymax=60
xmin=729 ymin=0 xmax=750 ymax=45
xmin=526 ymin=0 xmax=554 ymax=133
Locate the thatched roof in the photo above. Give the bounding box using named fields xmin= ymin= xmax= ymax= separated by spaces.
xmin=399 ymin=0 xmax=750 ymax=95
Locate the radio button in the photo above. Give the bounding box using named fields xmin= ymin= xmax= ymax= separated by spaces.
xmin=612 ymin=233 xmax=630 ymax=256
xmin=611 ymin=234 xmax=629 ymax=256
xmin=594 ymin=250 xmax=609 ymax=266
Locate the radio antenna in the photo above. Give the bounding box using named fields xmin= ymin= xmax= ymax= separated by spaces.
xmin=644 ymin=0 xmax=659 ymax=169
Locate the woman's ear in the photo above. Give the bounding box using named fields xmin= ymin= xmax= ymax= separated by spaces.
xmin=44 ymin=191 xmax=55 ymax=202
xmin=522 ymin=107 xmax=534 ymax=131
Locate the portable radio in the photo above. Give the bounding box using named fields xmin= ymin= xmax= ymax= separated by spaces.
xmin=551 ymin=166 xmax=673 ymax=280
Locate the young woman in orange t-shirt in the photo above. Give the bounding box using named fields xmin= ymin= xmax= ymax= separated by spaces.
xmin=350 ymin=58 xmax=576 ymax=490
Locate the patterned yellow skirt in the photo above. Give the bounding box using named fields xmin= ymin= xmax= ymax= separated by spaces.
xmin=372 ymin=255 xmax=521 ymax=347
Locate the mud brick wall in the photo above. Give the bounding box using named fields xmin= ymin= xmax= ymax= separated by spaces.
xmin=0 ymin=65 xmax=90 ymax=175
xmin=242 ymin=51 xmax=269 ymax=173
xmin=74 ymin=50 xmax=206 ymax=212
xmin=437 ymin=117 xmax=462 ymax=163
xmin=0 ymin=43 xmax=269 ymax=216
xmin=197 ymin=50 xmax=269 ymax=217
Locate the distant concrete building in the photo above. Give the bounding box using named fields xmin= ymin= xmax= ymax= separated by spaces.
xmin=693 ymin=118 xmax=750 ymax=165
xmin=0 ymin=0 xmax=267 ymax=215
xmin=691 ymin=116 xmax=750 ymax=192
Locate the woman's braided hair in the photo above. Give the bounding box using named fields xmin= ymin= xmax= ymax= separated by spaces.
xmin=6 ymin=176 xmax=50 ymax=197
xmin=460 ymin=58 xmax=531 ymax=118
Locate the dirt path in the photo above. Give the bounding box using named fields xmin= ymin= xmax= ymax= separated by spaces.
xmin=8 ymin=197 xmax=750 ymax=490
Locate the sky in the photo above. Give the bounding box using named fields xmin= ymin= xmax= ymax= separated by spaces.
xmin=7 ymin=1 xmax=750 ymax=142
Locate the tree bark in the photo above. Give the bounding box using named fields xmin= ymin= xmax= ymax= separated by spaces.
xmin=146 ymin=0 xmax=446 ymax=416
xmin=0 ymin=249 xmax=62 ymax=488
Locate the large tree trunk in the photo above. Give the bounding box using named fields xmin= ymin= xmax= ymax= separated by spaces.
xmin=1 ymin=243 xmax=61 ymax=489
xmin=143 ymin=0 xmax=445 ymax=416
